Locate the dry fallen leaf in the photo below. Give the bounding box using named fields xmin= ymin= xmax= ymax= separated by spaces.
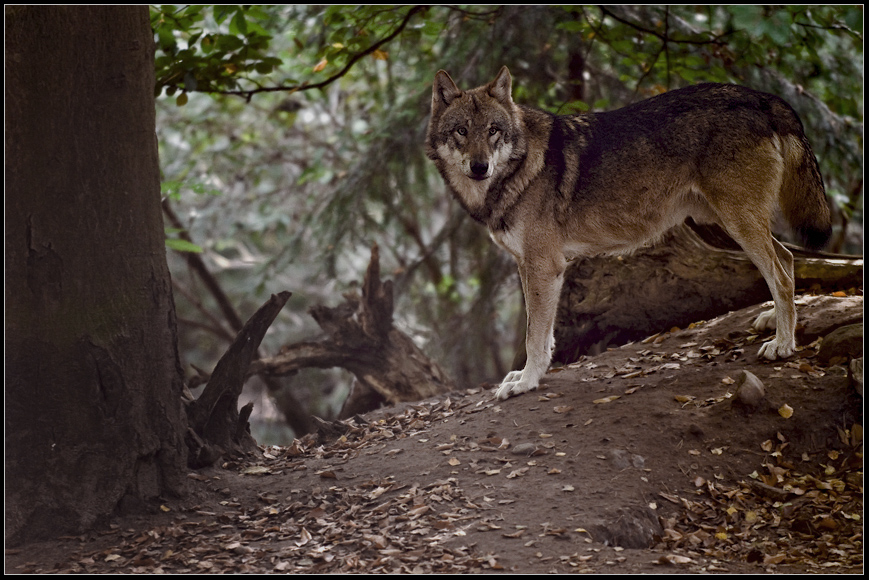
xmin=296 ymin=527 xmax=312 ymax=546
xmin=241 ymin=465 xmax=271 ymax=475
xmin=593 ymin=395 xmax=620 ymax=404
xmin=657 ymin=554 xmax=693 ymax=565
xmin=778 ymin=403 xmax=794 ymax=419
xmin=510 ymin=465 xmax=531 ymax=478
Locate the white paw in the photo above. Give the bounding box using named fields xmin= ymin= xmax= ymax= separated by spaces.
xmin=752 ymin=308 xmax=777 ymax=332
xmin=757 ymin=338 xmax=795 ymax=360
xmin=495 ymin=372 xmax=538 ymax=400
xmin=502 ymin=370 xmax=523 ymax=384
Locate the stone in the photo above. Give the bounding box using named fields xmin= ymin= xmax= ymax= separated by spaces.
xmin=734 ymin=370 xmax=765 ymax=410
xmin=817 ymin=323 xmax=863 ymax=364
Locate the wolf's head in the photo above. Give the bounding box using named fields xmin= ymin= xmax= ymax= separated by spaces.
xmin=425 ymin=66 xmax=526 ymax=217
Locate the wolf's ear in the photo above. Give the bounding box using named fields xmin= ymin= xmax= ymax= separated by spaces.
xmin=432 ymin=70 xmax=462 ymax=114
xmin=488 ymin=66 xmax=513 ymax=105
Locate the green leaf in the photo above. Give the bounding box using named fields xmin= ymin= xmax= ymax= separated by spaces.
xmin=165 ymin=238 xmax=203 ymax=253
xmin=229 ymin=10 xmax=248 ymax=36
xmin=213 ymin=5 xmax=235 ymax=26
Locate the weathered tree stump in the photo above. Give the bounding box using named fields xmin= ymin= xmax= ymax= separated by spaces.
xmin=185 ymin=291 xmax=291 ymax=467
xmin=249 ymin=246 xmax=455 ymax=418
xmin=551 ymin=222 xmax=863 ymax=364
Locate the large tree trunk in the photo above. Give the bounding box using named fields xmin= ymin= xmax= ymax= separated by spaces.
xmin=5 ymin=6 xmax=188 ymax=545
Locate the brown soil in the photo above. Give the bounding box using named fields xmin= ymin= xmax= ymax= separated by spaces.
xmin=5 ymin=294 xmax=863 ymax=574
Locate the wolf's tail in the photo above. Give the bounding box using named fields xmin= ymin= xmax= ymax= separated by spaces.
xmin=778 ymin=131 xmax=832 ymax=251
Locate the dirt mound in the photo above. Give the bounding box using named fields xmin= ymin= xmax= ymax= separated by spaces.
xmin=6 ymin=294 xmax=863 ymax=574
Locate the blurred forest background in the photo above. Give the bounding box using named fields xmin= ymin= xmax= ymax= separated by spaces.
xmin=151 ymin=5 xmax=863 ymax=444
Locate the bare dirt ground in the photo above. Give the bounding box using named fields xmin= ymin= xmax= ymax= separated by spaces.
xmin=6 ymin=294 xmax=863 ymax=574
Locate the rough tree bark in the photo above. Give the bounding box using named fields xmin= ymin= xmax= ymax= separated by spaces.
xmin=249 ymin=246 xmax=455 ymax=418
xmin=552 ymin=222 xmax=863 ymax=364
xmin=6 ymin=6 xmax=187 ymax=545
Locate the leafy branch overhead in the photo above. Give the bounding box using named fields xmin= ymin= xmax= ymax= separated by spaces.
xmin=152 ymin=5 xmax=429 ymax=102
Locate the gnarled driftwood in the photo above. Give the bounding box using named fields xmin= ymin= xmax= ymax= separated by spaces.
xmin=249 ymin=246 xmax=455 ymax=418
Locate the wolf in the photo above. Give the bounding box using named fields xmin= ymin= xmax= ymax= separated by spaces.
xmin=425 ymin=66 xmax=832 ymax=401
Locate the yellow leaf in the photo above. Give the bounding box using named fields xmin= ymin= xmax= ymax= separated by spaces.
xmin=313 ymin=58 xmax=328 ymax=73
xmin=778 ymin=404 xmax=794 ymax=419
xmin=175 ymin=93 xmax=188 ymax=107
xmin=372 ymin=49 xmax=389 ymax=61
xmin=593 ymin=395 xmax=620 ymax=404
xmin=160 ymin=504 xmax=171 ymax=512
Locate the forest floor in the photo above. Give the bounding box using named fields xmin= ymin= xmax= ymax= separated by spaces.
xmin=6 ymin=294 xmax=863 ymax=574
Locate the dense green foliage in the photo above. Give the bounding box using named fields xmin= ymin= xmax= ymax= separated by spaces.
xmin=152 ymin=5 xmax=863 ymax=440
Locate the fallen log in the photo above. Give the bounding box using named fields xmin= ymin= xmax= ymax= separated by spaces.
xmin=551 ymin=222 xmax=862 ymax=364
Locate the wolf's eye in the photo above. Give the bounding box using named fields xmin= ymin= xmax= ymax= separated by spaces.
xmin=489 ymin=126 xmax=500 ymax=136
xmin=456 ymin=127 xmax=467 ymax=136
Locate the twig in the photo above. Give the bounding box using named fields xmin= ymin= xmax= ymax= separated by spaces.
xmin=162 ymin=199 xmax=245 ymax=331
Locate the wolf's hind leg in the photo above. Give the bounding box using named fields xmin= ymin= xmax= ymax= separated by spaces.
xmin=751 ymin=238 xmax=794 ymax=336
xmin=754 ymin=238 xmax=796 ymax=359
xmin=702 ymin=147 xmax=797 ymax=360
xmin=720 ymin=222 xmax=795 ymax=359
xmin=752 ymin=305 xmax=777 ymax=331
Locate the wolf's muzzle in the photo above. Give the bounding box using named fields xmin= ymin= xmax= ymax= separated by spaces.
xmin=470 ymin=161 xmax=489 ymax=180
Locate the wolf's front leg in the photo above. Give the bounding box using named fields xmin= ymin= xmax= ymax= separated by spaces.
xmin=495 ymin=264 xmax=563 ymax=400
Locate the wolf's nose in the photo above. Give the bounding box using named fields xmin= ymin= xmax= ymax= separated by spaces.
xmin=471 ymin=162 xmax=489 ymax=176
